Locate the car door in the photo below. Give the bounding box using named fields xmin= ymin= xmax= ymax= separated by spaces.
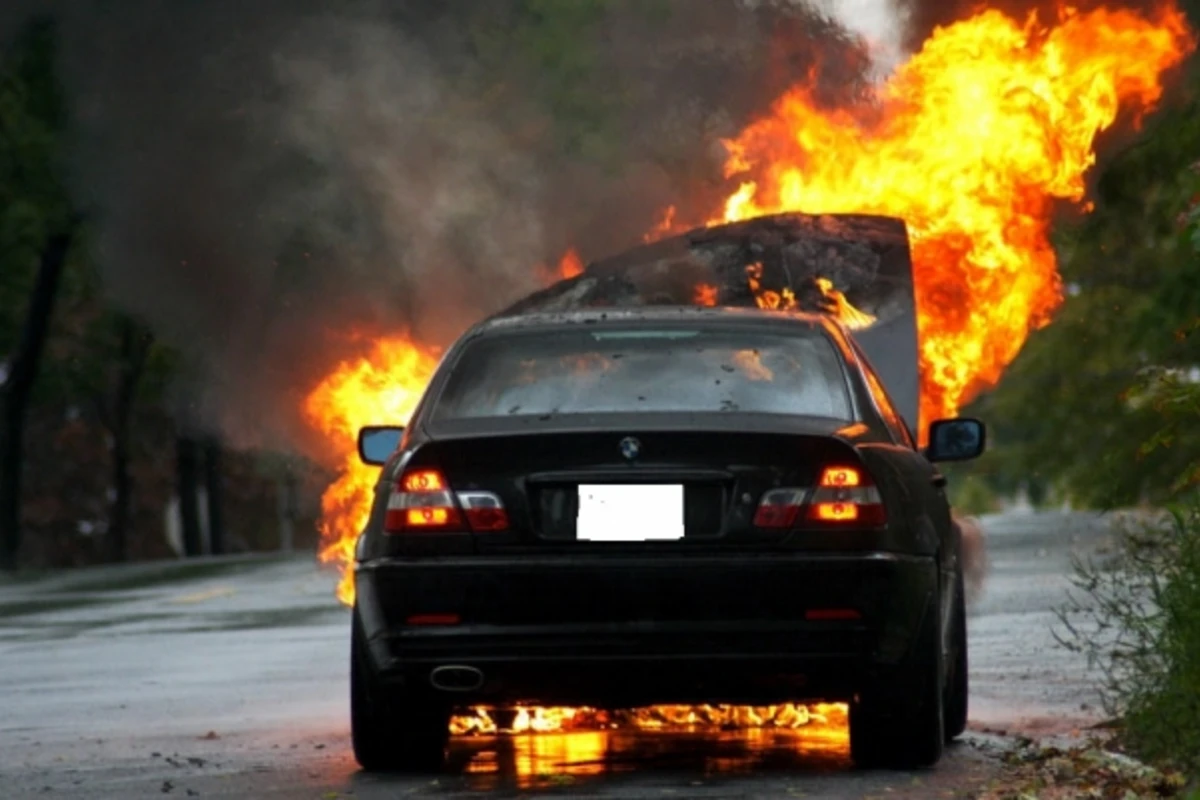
xmin=847 ymin=338 xmax=958 ymax=661
xmin=848 ymin=338 xmax=954 ymax=553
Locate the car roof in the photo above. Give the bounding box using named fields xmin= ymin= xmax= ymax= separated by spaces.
xmin=471 ymin=305 xmax=843 ymax=338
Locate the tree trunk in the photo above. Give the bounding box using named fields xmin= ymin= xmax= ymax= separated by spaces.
xmin=0 ymin=227 xmax=74 ymax=571
xmin=203 ymin=438 xmax=225 ymax=555
xmin=176 ymin=436 xmax=203 ymax=557
xmin=277 ymin=466 xmax=296 ymax=552
xmin=108 ymin=317 xmax=150 ymax=563
xmin=109 ymin=424 xmax=132 ymax=563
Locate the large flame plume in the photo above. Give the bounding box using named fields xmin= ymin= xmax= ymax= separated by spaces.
xmin=301 ymin=1 xmax=1192 ymax=733
xmin=303 ymin=335 xmax=440 ymax=604
xmin=708 ymin=3 xmax=1193 ymax=426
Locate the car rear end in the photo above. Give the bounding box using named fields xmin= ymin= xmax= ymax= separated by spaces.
xmin=353 ymin=314 xmax=940 ymax=714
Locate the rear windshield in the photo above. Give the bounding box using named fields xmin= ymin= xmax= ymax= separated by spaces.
xmin=431 ymin=326 xmax=853 ymax=421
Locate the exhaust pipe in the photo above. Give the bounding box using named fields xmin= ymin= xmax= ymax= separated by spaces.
xmin=429 ymin=665 xmax=484 ymax=692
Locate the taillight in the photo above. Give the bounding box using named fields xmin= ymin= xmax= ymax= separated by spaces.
xmin=753 ymin=488 xmax=807 ymax=528
xmin=456 ymin=491 xmax=509 ymax=532
xmin=807 ymin=466 xmax=886 ymax=525
xmin=384 ymin=468 xmax=508 ymax=533
xmin=753 ymin=465 xmax=886 ymax=529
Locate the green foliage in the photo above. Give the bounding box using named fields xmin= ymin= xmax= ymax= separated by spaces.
xmin=1056 ymin=500 xmax=1200 ymax=776
xmin=458 ymin=0 xmax=669 ymax=167
xmin=1132 ymin=365 xmax=1200 ymax=495
xmin=945 ymin=469 xmax=1003 ymax=515
xmin=0 ymin=16 xmax=73 ymax=355
xmin=510 ymin=0 xmax=612 ymax=121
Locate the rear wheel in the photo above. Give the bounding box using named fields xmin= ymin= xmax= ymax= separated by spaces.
xmin=944 ymin=565 xmax=969 ymax=741
xmin=351 ymin=609 xmax=450 ymax=772
xmin=850 ymin=585 xmax=945 ymax=769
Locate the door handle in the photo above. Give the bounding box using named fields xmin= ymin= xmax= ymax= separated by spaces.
xmin=931 ymin=473 xmax=947 ymax=488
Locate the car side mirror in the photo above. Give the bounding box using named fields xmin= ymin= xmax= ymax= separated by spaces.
xmin=357 ymin=425 xmax=405 ymax=466
xmin=924 ymin=418 xmax=986 ymax=462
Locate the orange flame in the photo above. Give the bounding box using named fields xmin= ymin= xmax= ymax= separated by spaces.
xmin=302 ymin=336 xmax=439 ymax=605
xmin=815 ymin=278 xmax=877 ymax=331
xmin=296 ymin=4 xmax=1191 ymax=739
xmin=645 ymin=205 xmax=678 ymax=242
xmin=302 ymin=7 xmax=1190 ymax=717
xmin=694 ymin=283 xmax=719 ymax=306
xmin=745 ymin=262 xmax=797 ymax=310
xmin=712 ymin=4 xmax=1193 ymax=429
xmin=743 ymin=264 xmax=878 ymax=329
xmin=539 ymin=248 xmax=584 ymax=283
xmin=450 ymin=703 xmax=847 ymax=736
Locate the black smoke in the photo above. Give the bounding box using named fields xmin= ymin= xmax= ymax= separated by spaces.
xmin=3 ymin=0 xmax=874 ymax=453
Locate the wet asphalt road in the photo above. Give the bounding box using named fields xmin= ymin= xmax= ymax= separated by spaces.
xmin=1 ymin=510 xmax=1115 ymax=799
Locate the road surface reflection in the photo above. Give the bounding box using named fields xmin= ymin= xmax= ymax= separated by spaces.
xmin=447 ymin=725 xmax=851 ymax=791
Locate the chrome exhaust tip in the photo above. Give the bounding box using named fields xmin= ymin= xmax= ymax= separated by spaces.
xmin=429 ymin=665 xmax=484 ymax=692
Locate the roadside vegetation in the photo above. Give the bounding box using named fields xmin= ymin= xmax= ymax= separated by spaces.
xmin=1057 ymin=502 xmax=1200 ymax=777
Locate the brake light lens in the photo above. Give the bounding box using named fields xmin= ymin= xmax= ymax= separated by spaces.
xmin=808 ymin=466 xmax=886 ymax=525
xmin=402 ymin=469 xmax=446 ymax=492
xmin=819 ymin=466 xmax=861 ymax=488
xmin=405 ymin=506 xmax=455 ymax=527
xmin=384 ymin=468 xmax=508 ymax=534
xmin=753 ymin=488 xmax=807 ymax=528
xmin=386 ymin=468 xmax=461 ymax=532
xmin=456 ymin=490 xmax=510 ymax=532
xmin=753 ymin=465 xmax=887 ymax=529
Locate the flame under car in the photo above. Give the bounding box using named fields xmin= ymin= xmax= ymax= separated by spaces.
xmin=348 ymin=305 xmax=985 ymax=772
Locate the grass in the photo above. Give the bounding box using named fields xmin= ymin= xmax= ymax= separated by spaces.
xmin=1056 ymin=496 xmax=1200 ymax=779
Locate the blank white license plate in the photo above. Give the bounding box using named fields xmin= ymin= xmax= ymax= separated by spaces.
xmin=576 ymin=484 xmax=685 ymax=542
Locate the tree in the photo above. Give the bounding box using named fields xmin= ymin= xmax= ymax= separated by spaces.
xmin=176 ymin=435 xmax=204 ymax=557
xmin=103 ymin=315 xmax=154 ymax=562
xmin=0 ymin=17 xmax=76 ymax=570
xmin=203 ymin=437 xmax=225 ymax=555
xmin=0 ymin=229 xmax=75 ymax=568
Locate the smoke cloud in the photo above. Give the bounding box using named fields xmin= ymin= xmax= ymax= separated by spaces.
xmin=4 ymin=0 xmax=874 ymax=455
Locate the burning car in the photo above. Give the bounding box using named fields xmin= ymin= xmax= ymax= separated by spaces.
xmin=346 ymin=213 xmax=985 ymax=771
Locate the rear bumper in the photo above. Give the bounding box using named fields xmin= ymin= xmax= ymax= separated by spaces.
xmin=354 ymin=551 xmax=936 ymax=707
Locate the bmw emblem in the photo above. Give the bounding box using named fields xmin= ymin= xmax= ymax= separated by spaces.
xmin=619 ymin=437 xmax=641 ymax=461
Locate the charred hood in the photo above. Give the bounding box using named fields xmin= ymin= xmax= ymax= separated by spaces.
xmin=499 ymin=213 xmax=921 ymax=432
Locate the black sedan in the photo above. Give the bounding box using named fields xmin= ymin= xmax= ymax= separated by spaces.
xmin=349 ymin=306 xmax=985 ymax=772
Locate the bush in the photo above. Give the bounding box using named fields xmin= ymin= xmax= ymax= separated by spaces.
xmin=1056 ymin=498 xmax=1200 ymax=776
xmin=947 ymin=472 xmax=1003 ymax=516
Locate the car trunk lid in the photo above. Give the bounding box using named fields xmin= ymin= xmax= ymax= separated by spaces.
xmin=409 ymin=414 xmax=864 ymax=552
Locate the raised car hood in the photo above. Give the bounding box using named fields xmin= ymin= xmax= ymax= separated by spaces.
xmin=502 ymin=213 xmax=920 ymax=433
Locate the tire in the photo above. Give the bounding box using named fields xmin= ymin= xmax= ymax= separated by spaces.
xmin=944 ymin=564 xmax=969 ymax=741
xmin=850 ymin=582 xmax=945 ymax=769
xmin=350 ymin=609 xmax=451 ymax=772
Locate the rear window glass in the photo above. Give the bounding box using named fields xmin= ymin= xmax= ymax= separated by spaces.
xmin=431 ymin=326 xmax=852 ymax=421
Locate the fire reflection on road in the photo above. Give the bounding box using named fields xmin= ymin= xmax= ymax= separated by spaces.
xmin=449 ymin=725 xmax=850 ymax=791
